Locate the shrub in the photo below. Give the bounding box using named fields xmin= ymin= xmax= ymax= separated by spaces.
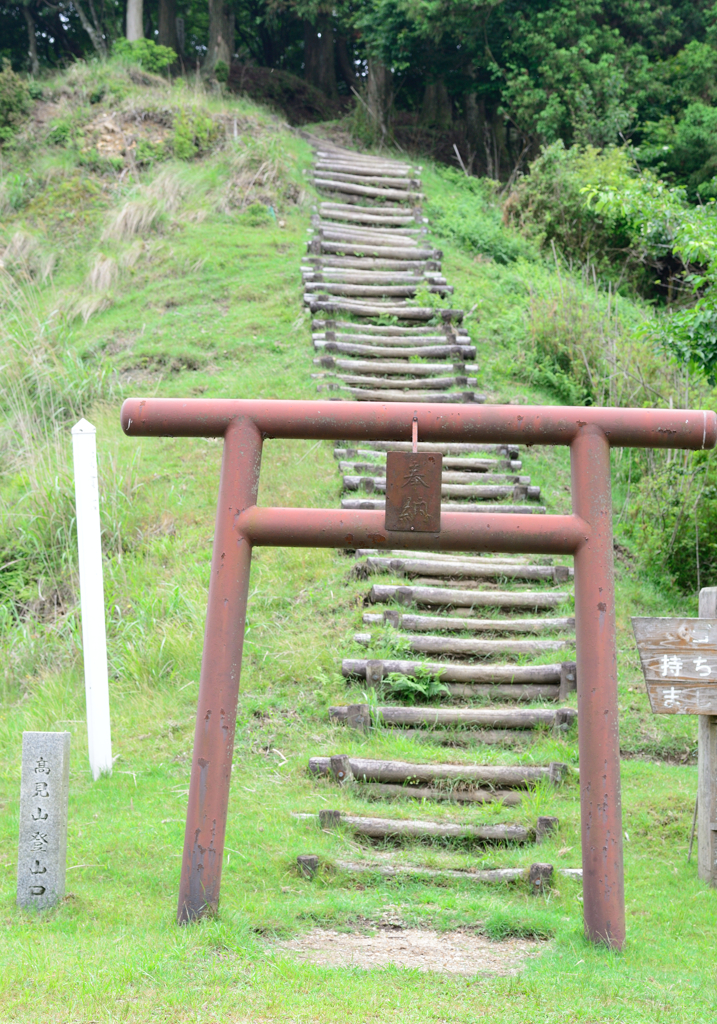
xmin=113 ymin=39 xmax=176 ymax=74
xmin=427 ymin=167 xmax=535 ymax=264
xmin=0 ymin=60 xmax=32 ymax=144
xmin=214 ymin=61 xmax=229 ymax=85
xmin=505 ymin=142 xmax=636 ymax=279
xmin=171 ymin=109 xmax=220 ymax=160
xmin=625 ymin=452 xmax=717 ymax=594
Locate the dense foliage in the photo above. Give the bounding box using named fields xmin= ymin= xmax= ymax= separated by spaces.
xmin=2 ymin=0 xmax=717 ymax=186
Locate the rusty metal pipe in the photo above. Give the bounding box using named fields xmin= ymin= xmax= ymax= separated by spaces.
xmin=237 ymin=506 xmax=588 ymax=555
xmin=177 ymin=416 xmax=262 ymax=924
xmin=571 ymin=424 xmax=625 ymax=949
xmin=119 ymin=396 xmax=717 ymax=946
xmin=121 ymin=398 xmax=717 ymax=450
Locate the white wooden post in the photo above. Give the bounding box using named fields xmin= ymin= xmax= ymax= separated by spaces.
xmin=698 ymin=587 xmax=717 ymax=885
xmin=71 ymin=419 xmax=112 ymax=780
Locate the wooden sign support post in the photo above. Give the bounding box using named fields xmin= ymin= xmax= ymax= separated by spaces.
xmin=633 ymin=587 xmax=717 ymax=887
xmin=698 ymin=587 xmax=717 ymax=886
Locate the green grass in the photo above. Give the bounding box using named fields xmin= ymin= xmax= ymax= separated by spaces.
xmin=0 ymin=64 xmax=716 ymax=1022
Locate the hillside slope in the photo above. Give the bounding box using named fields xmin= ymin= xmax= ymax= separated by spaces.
xmin=0 ymin=62 xmax=715 ymax=1023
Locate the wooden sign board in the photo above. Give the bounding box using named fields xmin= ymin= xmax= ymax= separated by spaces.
xmin=385 ymin=452 xmax=442 ymax=533
xmin=632 ymin=617 xmax=717 ymax=714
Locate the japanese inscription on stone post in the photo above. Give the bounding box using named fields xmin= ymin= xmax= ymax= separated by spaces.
xmin=384 ymin=451 xmax=442 ymax=533
xmin=632 ymin=618 xmax=717 ymax=714
xmin=17 ymin=732 xmax=71 ymax=910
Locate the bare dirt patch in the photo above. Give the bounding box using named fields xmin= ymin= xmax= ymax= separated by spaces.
xmin=277 ymin=927 xmax=546 ymax=975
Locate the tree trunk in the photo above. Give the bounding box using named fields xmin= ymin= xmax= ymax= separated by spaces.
xmin=157 ymin=0 xmax=178 ymax=51
xmin=206 ymin=0 xmax=232 ymax=70
xmin=23 ymin=3 xmax=40 ymax=77
xmin=74 ymin=0 xmax=108 ymax=56
xmin=126 ymin=0 xmax=143 ymax=40
xmin=422 ymin=80 xmax=452 ymax=128
xmin=304 ymin=13 xmax=337 ymax=99
xmin=336 ymin=34 xmax=356 ymax=90
xmin=367 ymin=60 xmax=392 ymax=141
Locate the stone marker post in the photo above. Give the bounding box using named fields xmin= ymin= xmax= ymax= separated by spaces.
xmin=699 ymin=587 xmax=717 ymax=886
xmin=17 ymin=732 xmax=71 ymax=910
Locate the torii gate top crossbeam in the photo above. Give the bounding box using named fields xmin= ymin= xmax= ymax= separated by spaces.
xmin=121 ymin=398 xmax=717 ymax=951
xmin=122 ymin=398 xmax=716 ymax=448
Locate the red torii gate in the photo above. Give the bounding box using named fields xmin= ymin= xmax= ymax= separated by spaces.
xmin=121 ymin=397 xmax=717 ymax=949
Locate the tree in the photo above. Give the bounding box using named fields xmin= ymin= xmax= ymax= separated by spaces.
xmin=126 ymin=0 xmax=143 ymax=40
xmin=158 ymin=0 xmax=179 ymax=53
xmin=205 ymin=0 xmax=234 ymax=70
xmin=303 ymin=7 xmax=337 ymax=99
xmin=22 ymin=1 xmax=39 ymax=76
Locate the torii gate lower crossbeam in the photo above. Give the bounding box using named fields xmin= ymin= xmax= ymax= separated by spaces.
xmin=121 ymin=398 xmax=717 ymax=950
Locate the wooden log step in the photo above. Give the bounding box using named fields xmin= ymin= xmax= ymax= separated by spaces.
xmin=318 ymin=201 xmax=421 ymax=214
xmin=375 ymin=729 xmax=538 ymax=746
xmin=300 ymin=810 xmax=535 ymax=843
xmin=307 ymin=273 xmax=449 ymax=288
xmin=363 ymin=612 xmax=575 ymax=633
xmin=353 ymin=632 xmax=572 ymax=657
xmin=354 ymin=783 xmax=522 ymax=805
xmin=315 ymin=164 xmax=418 ymax=179
xmin=337 ymin=439 xmax=517 ymax=454
xmin=321 ymin=319 xmax=452 ymax=334
xmin=315 ymin=343 xmax=475 ymax=359
xmin=315 ymin=177 xmax=421 ymax=191
xmin=304 ymin=272 xmax=432 ymax=284
xmin=308 ymin=754 xmax=568 ymax=787
xmin=342 ymin=478 xmax=536 ymax=500
xmin=330 ymin=859 xmax=562 ymax=889
xmin=315 ymin=158 xmax=417 ymax=171
xmin=342 ymin=657 xmax=573 ymax=686
xmin=313 ymin=178 xmax=426 ymax=201
xmin=333 ymin=388 xmax=481 ymax=403
xmin=309 ymin=301 xmax=459 ymax=321
xmin=314 ymin=234 xmax=421 ymax=252
xmin=334 ymin=451 xmax=518 ymax=471
xmin=341 ymin=499 xmax=545 ymax=514
xmin=355 ymin=550 xmax=532 ymax=564
xmin=368 ymin=584 xmax=568 ymax=608
xmin=329 ymin=704 xmax=576 ymax=729
xmin=319 ymin=210 xmax=420 ymax=226
xmin=315 ymin=225 xmax=420 ymax=243
xmin=306 ymin=257 xmax=438 ymax=271
xmin=311 ymin=242 xmax=437 ymax=259
xmin=323 ymin=361 xmax=469 ymax=376
xmin=341 ymin=465 xmax=521 ymax=482
xmin=305 ymin=283 xmax=448 ymax=298
xmin=358 ymin=557 xmax=569 ymax=583
xmin=317 ymin=334 xmax=464 ymax=347
xmin=329 ymin=376 xmax=476 ymax=391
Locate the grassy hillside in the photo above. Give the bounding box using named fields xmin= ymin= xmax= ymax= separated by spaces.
xmin=0 ymin=60 xmax=715 ymax=1022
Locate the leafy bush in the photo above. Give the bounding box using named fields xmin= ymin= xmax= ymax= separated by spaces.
xmin=505 ymin=142 xmax=636 ymax=281
xmin=171 ymin=109 xmax=220 ymax=160
xmin=214 ymin=61 xmax=229 ymax=85
xmin=113 ymin=39 xmax=176 ymax=74
xmin=0 ymin=59 xmax=32 ymax=143
xmin=428 ymin=168 xmax=535 ymax=264
xmin=625 ymin=452 xmax=717 ymax=594
xmin=47 ymin=118 xmax=73 ymax=146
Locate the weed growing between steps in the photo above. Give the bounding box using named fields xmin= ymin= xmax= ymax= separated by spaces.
xmin=0 ymin=68 xmax=715 ymax=1022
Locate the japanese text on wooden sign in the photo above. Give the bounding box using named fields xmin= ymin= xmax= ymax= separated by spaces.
xmin=384 ymin=451 xmax=442 ymax=533
xmin=632 ymin=617 xmax=717 ymax=714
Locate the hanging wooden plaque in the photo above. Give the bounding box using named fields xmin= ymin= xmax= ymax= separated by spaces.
xmin=632 ymin=616 xmax=717 ymax=714
xmin=384 ymin=451 xmax=442 ymax=533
